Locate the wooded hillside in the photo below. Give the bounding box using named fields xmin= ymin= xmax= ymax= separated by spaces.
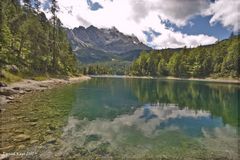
xmin=0 ymin=0 xmax=77 ymax=81
xmin=130 ymin=36 xmax=240 ymax=78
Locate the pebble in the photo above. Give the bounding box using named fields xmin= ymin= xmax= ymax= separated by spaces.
xmin=29 ymin=118 xmax=38 ymax=122
xmin=17 ymin=116 xmax=26 ymax=119
xmin=46 ymin=129 xmax=53 ymax=134
xmin=25 ymin=88 xmax=32 ymax=92
xmin=0 ymin=145 xmax=14 ymax=152
xmin=39 ymin=84 xmax=48 ymax=88
xmin=14 ymin=130 xmax=24 ymax=134
xmin=6 ymin=96 xmax=14 ymax=100
xmin=18 ymin=144 xmax=26 ymax=150
xmin=30 ymin=140 xmax=39 ymax=144
xmin=30 ymin=122 xmax=37 ymax=126
xmin=19 ymin=90 xmax=25 ymax=95
xmin=14 ymin=134 xmax=31 ymax=142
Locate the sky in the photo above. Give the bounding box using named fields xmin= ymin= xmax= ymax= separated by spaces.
xmin=38 ymin=0 xmax=239 ymax=49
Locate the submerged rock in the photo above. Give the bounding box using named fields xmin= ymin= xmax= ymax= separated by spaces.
xmin=30 ymin=122 xmax=37 ymax=126
xmin=29 ymin=118 xmax=38 ymax=122
xmin=45 ymin=137 xmax=56 ymax=144
xmin=84 ymin=134 xmax=102 ymax=144
xmin=16 ymin=116 xmax=26 ymax=119
xmin=30 ymin=140 xmax=39 ymax=144
xmin=14 ymin=134 xmax=31 ymax=142
xmin=0 ymin=145 xmax=14 ymax=152
xmin=18 ymin=144 xmax=26 ymax=150
xmin=14 ymin=130 xmax=25 ymax=134
xmin=48 ymin=125 xmax=56 ymax=131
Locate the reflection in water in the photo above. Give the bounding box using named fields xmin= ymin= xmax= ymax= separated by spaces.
xmin=49 ymin=104 xmax=238 ymax=159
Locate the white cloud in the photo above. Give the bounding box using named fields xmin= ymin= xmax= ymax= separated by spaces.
xmin=204 ymin=0 xmax=240 ymax=32
xmin=38 ymin=0 xmax=219 ymax=49
xmin=130 ymin=0 xmax=210 ymax=27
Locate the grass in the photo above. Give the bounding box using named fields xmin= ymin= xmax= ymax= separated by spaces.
xmin=31 ymin=76 xmax=49 ymax=81
xmin=0 ymin=70 xmax=22 ymax=83
xmin=0 ymin=69 xmax=83 ymax=84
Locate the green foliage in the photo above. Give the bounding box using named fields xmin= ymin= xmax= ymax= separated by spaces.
xmin=130 ymin=36 xmax=240 ymax=78
xmin=80 ymin=61 xmax=131 ymax=75
xmin=0 ymin=0 xmax=78 ymax=78
xmin=0 ymin=70 xmax=22 ymax=83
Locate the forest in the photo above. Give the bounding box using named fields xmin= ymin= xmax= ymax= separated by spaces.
xmin=130 ymin=35 xmax=240 ymax=78
xmin=0 ymin=0 xmax=77 ymax=82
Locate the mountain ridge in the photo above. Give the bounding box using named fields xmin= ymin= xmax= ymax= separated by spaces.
xmin=67 ymin=25 xmax=151 ymax=63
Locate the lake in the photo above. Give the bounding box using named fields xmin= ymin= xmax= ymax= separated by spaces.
xmin=1 ymin=77 xmax=239 ymax=159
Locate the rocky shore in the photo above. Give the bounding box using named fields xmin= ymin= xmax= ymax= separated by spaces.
xmin=0 ymin=76 xmax=90 ymax=107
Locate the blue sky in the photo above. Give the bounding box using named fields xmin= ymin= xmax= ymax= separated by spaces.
xmin=165 ymin=15 xmax=232 ymax=40
xmin=39 ymin=0 xmax=239 ymax=49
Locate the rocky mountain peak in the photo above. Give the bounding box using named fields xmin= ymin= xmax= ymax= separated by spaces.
xmin=67 ymin=25 xmax=151 ymax=54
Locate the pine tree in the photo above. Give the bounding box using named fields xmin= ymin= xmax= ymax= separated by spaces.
xmin=50 ymin=0 xmax=59 ymax=71
xmin=23 ymin=0 xmax=31 ymax=9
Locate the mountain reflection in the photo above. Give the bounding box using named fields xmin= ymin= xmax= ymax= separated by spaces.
xmin=52 ymin=103 xmax=238 ymax=159
xmin=72 ymin=78 xmax=239 ymax=126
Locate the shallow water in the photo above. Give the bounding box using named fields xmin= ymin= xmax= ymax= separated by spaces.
xmin=1 ymin=78 xmax=239 ymax=159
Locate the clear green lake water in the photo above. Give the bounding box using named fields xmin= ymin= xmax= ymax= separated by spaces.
xmin=1 ymin=77 xmax=239 ymax=159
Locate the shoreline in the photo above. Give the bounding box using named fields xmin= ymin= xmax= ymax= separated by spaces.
xmin=1 ymin=74 xmax=239 ymax=107
xmin=90 ymin=75 xmax=240 ymax=84
xmin=0 ymin=76 xmax=91 ymax=107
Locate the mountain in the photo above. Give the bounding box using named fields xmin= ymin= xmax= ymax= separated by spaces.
xmin=67 ymin=25 xmax=151 ymax=63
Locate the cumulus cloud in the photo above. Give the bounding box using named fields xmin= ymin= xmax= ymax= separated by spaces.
xmin=204 ymin=0 xmax=240 ymax=32
xmin=130 ymin=0 xmax=210 ymax=26
xmin=38 ymin=0 xmax=220 ymax=49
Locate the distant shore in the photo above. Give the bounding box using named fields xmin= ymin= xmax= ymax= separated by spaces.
xmin=0 ymin=76 xmax=91 ymax=106
xmin=90 ymin=75 xmax=240 ymax=84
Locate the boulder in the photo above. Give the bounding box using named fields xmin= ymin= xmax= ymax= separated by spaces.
xmin=0 ymin=82 xmax=7 ymax=87
xmin=0 ymin=88 xmax=17 ymax=96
